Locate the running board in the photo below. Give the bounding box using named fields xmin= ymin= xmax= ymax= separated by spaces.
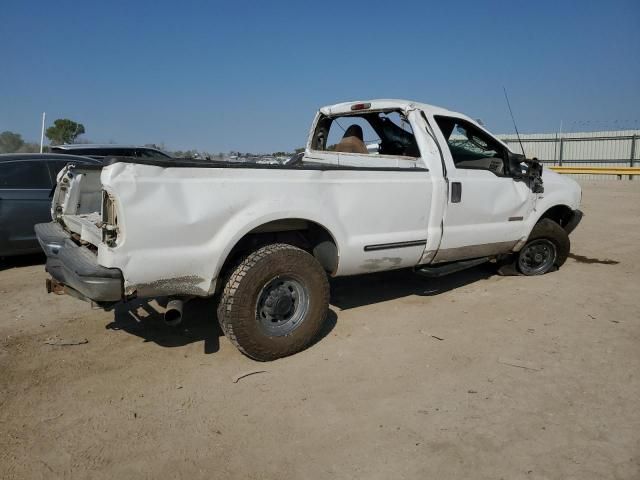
xmin=414 ymin=257 xmax=489 ymax=278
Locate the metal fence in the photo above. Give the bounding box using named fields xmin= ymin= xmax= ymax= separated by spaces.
xmin=498 ymin=130 xmax=639 ymax=181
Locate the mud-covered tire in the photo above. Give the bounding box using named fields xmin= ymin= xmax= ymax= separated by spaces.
xmin=217 ymin=243 xmax=330 ymax=361
xmin=517 ymin=218 xmax=570 ymax=275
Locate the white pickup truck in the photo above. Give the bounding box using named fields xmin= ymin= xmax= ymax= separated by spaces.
xmin=36 ymin=99 xmax=582 ymax=360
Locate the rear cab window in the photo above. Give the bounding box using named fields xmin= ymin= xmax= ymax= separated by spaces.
xmin=309 ymin=108 xmax=424 ymax=169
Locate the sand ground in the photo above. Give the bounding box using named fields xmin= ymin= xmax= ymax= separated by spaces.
xmin=1 ymin=181 xmax=638 ymax=479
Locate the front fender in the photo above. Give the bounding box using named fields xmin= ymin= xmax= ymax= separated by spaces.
xmin=523 ymin=167 xmax=582 ymax=241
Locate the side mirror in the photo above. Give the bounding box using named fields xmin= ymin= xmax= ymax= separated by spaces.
xmin=507 ymin=151 xmax=544 ymax=193
xmin=507 ymin=151 xmax=526 ymax=178
xmin=526 ymin=158 xmax=544 ymax=193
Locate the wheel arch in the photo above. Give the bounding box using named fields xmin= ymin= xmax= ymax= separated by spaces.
xmin=212 ymin=216 xmax=340 ymax=291
xmin=537 ymin=204 xmax=575 ymax=230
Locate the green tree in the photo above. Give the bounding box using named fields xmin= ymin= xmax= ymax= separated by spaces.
xmin=0 ymin=131 xmax=25 ymax=153
xmin=45 ymin=119 xmax=85 ymax=145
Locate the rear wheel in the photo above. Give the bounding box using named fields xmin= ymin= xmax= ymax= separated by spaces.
xmin=217 ymin=243 xmax=330 ymax=361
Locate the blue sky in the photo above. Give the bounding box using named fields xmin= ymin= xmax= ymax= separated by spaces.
xmin=1 ymin=0 xmax=638 ymax=152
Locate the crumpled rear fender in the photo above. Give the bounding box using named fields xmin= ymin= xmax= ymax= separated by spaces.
xmin=96 ymin=163 xmax=347 ymax=297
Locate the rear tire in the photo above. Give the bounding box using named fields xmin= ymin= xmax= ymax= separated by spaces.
xmin=217 ymin=243 xmax=330 ymax=361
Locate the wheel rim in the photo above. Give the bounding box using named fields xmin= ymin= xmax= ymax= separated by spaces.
xmin=518 ymin=239 xmax=557 ymax=275
xmin=256 ymin=275 xmax=309 ymax=336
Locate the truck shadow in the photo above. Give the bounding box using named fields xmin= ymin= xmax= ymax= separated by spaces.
xmin=107 ymin=297 xmax=223 ymax=354
xmin=105 ymin=266 xmax=490 ymax=353
xmin=330 ymin=265 xmax=493 ymax=310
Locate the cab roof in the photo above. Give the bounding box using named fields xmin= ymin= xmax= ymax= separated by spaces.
xmin=319 ymin=99 xmax=472 ymax=122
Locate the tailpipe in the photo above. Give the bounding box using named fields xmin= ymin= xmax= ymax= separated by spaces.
xmin=164 ymin=298 xmax=184 ymax=326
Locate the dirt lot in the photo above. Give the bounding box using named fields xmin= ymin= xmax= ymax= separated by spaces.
xmin=1 ymin=181 xmax=638 ymax=479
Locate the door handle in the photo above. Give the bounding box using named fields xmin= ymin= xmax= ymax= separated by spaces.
xmin=451 ymin=182 xmax=462 ymax=203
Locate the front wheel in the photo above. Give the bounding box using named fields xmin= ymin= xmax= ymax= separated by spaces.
xmin=516 ymin=218 xmax=570 ymax=275
xmin=217 ymin=243 xmax=330 ymax=361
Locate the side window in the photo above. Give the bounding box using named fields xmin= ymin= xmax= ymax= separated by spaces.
xmin=0 ymin=161 xmax=52 ymax=189
xmin=114 ymin=149 xmax=135 ymax=157
xmin=136 ymin=149 xmax=170 ymax=159
xmin=73 ymin=148 xmax=132 ymax=157
xmin=435 ymin=116 xmax=506 ymax=175
xmin=101 ymin=149 xmax=131 ymax=157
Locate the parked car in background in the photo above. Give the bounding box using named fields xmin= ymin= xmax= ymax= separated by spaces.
xmin=50 ymin=144 xmax=172 ymax=160
xmin=0 ymin=154 xmax=102 ymax=257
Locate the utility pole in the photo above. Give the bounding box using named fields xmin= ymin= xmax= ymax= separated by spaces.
xmin=40 ymin=112 xmax=46 ymax=153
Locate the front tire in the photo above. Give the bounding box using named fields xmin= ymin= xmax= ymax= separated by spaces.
xmin=516 ymin=218 xmax=570 ymax=275
xmin=217 ymin=243 xmax=330 ymax=361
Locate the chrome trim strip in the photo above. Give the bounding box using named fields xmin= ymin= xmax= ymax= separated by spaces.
xmin=364 ymin=239 xmax=427 ymax=252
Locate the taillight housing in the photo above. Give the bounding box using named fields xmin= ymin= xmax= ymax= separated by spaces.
xmin=101 ymin=191 xmax=118 ymax=247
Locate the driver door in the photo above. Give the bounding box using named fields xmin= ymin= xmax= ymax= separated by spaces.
xmin=431 ymin=116 xmax=536 ymax=262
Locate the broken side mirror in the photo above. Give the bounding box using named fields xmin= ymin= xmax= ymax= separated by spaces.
xmin=507 ymin=151 xmax=544 ymax=193
xmin=526 ymin=158 xmax=544 ymax=193
xmin=507 ymin=151 xmax=526 ymax=178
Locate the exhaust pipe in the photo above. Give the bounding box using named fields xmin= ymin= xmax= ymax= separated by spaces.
xmin=46 ymin=278 xmax=66 ymax=295
xmin=164 ymin=298 xmax=184 ymax=326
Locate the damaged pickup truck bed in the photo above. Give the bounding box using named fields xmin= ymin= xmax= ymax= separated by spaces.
xmin=36 ymin=99 xmax=582 ymax=361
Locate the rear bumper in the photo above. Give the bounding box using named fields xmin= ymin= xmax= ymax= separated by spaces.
xmin=35 ymin=222 xmax=123 ymax=303
xmin=564 ymin=209 xmax=583 ymax=235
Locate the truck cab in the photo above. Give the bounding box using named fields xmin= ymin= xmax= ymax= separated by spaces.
xmin=304 ymin=99 xmax=580 ymax=266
